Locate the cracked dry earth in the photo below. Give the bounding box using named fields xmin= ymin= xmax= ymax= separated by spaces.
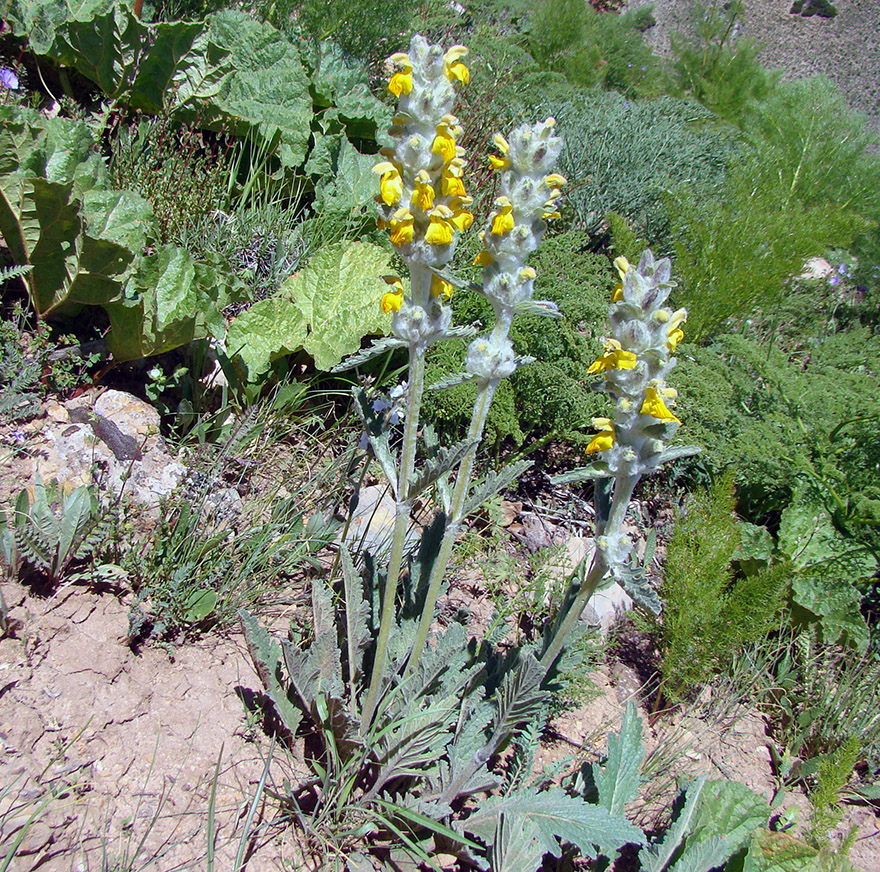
xmin=0 ymin=583 xmax=307 ymax=871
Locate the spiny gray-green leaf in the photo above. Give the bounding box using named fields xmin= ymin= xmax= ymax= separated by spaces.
xmin=658 ymin=445 xmax=702 ymax=465
xmin=311 ymin=576 xmax=335 ymax=639
xmin=429 ymin=265 xmax=481 ymax=294
xmin=490 ymin=813 xmax=546 ymax=872
xmin=616 ymin=563 xmax=662 ymax=616
xmin=462 ymin=788 xmax=645 ymax=859
xmin=406 ymin=438 xmax=477 ymax=502
xmin=640 ymin=777 xmax=709 ymax=872
xmin=238 ymin=609 xmax=303 ymax=736
xmin=514 ymin=355 xmax=535 ymax=369
xmin=551 ymin=463 xmax=611 ymax=486
xmin=514 ymin=299 xmax=562 ymax=318
xmin=462 ymin=460 xmax=533 ymax=520
xmin=331 ymin=335 xmax=407 ymax=372
xmin=445 ymin=324 xmax=480 ymax=341
xmin=428 ymin=371 xmax=480 ymax=392
xmin=593 ymin=702 xmax=644 ymax=817
xmin=282 ymin=631 xmax=344 ymax=709
xmin=340 ymin=546 xmax=370 ymax=690
xmin=57 ymin=486 xmax=94 ymax=567
xmin=492 ymin=653 xmax=549 ymax=746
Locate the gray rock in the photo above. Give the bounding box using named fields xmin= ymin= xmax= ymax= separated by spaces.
xmin=32 ymin=389 xmax=186 ymax=510
xmin=342 ymin=484 xmax=420 ymax=557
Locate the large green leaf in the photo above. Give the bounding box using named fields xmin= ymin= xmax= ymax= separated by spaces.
xmin=309 ymin=133 xmax=380 ymax=215
xmin=4 ymin=0 xmax=115 ymax=55
xmin=105 ymin=244 xmax=228 ymax=360
xmin=200 ymin=11 xmax=311 ymax=168
xmin=82 ymin=189 xmax=157 ymax=251
xmin=791 ymin=575 xmax=869 ymax=651
xmin=462 ymin=788 xmax=645 ymax=862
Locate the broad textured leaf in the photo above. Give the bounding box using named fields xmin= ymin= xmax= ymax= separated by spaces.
xmin=742 ymin=829 xmax=823 ymax=872
xmin=285 ymin=241 xmax=395 ymax=371
xmin=184 ymin=589 xmax=218 ymax=622
xmin=791 ymin=575 xmax=869 ymax=651
xmin=238 ymin=609 xmax=302 ymax=736
xmin=462 ymin=788 xmax=645 ymax=860
xmin=82 ymin=189 xmax=157 ymax=251
xmin=106 ymin=244 xmax=227 ymax=360
xmin=224 ymin=296 xmax=308 ymax=380
xmin=201 ymin=11 xmax=311 ymax=168
xmin=687 ymin=779 xmax=768 ymax=857
xmin=310 ymin=133 xmax=380 ymax=214
xmin=593 ymin=702 xmax=644 ymax=817
xmin=4 ymin=0 xmax=116 ymax=55
xmin=734 ymin=522 xmax=775 ymax=564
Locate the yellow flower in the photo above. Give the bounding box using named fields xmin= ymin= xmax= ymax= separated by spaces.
xmin=389 ymin=208 xmax=414 ymax=247
xmin=474 ymin=250 xmax=493 ymax=267
xmin=611 ymin=255 xmax=630 ymax=302
xmin=372 ymin=161 xmax=403 ymax=206
xmin=410 ymin=170 xmax=435 ymax=212
xmin=490 ymin=197 xmax=514 ymax=235
xmin=441 ymin=169 xmax=467 ymax=198
xmin=425 ymin=205 xmax=455 ymax=245
xmin=443 ymin=45 xmax=470 ymax=85
xmin=665 ymin=308 xmax=687 ymax=351
xmin=542 ymin=210 xmax=561 ymax=221
xmin=586 ymin=418 xmax=615 ymax=454
xmin=380 ymin=276 xmax=404 ymax=314
xmin=587 ymin=338 xmax=638 ymax=375
xmin=387 ymin=52 xmax=412 ymax=97
xmin=488 ymin=132 xmax=511 ymax=171
xmin=431 ymin=116 xmax=461 ymax=163
xmin=431 ymin=274 xmax=453 ymax=300
xmin=451 ymin=208 xmax=473 ymax=231
xmin=544 ymin=173 xmax=567 ymax=188
xmin=640 ymin=386 xmax=681 ymax=423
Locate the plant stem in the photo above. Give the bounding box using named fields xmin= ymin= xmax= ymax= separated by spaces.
xmin=361 ymin=346 xmax=426 ymax=730
xmin=539 ymin=473 xmax=640 ymax=671
xmin=405 ymin=377 xmax=499 ymax=674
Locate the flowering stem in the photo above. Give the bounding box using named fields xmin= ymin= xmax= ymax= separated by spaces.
xmin=361 ymin=346 xmax=426 ymax=730
xmin=539 ymin=473 xmax=640 ymax=671
xmin=405 ymin=377 xmax=499 ymax=674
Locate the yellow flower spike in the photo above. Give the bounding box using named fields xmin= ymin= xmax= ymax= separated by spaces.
xmin=490 ymin=197 xmax=515 ymax=236
xmin=586 ymin=418 xmax=615 ymax=454
xmin=425 ymin=205 xmax=455 ymax=246
xmin=380 ymin=276 xmax=404 ymax=314
xmin=544 ymin=173 xmax=567 ymax=188
xmin=587 ymin=338 xmax=638 ymax=375
xmin=443 ymin=45 xmax=470 ymax=85
xmin=430 ymin=274 xmax=454 ymax=301
xmin=410 ymin=170 xmax=435 ymax=211
xmin=387 ymin=52 xmax=413 ymax=97
xmin=640 ymin=386 xmax=681 ymax=423
xmin=389 ymin=208 xmax=415 ymax=247
xmin=372 ymin=161 xmax=403 ymax=206
xmin=474 ymin=250 xmax=493 ymax=267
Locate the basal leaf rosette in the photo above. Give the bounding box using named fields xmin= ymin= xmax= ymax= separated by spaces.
xmin=373 ymin=35 xmax=473 ymax=348
xmin=586 ymin=250 xmax=687 ymax=477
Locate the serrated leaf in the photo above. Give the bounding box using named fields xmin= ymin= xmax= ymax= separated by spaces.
xmin=238 ymin=609 xmax=303 ymax=736
xmin=462 ymin=460 xmax=533 ymax=520
xmin=57 ymin=486 xmax=93 ymax=566
xmin=407 ymin=438 xmax=477 ymax=502
xmin=551 ymin=463 xmax=611 ymax=486
xmin=742 ymin=829 xmax=823 ymax=872
xmin=352 ymin=388 xmax=398 ymax=495
xmin=332 ymin=335 xmax=407 ymax=372
xmin=493 ymin=653 xmax=549 ymax=745
xmin=514 ymin=299 xmax=562 ymax=318
xmin=428 ymin=371 xmax=480 ymax=391
xmin=641 ymin=777 xmax=708 ymax=872
xmin=687 ymin=779 xmax=768 ymax=857
xmin=340 ymin=546 xmax=370 ymax=691
xmin=593 ymin=702 xmax=644 ymax=817
xmin=667 ymin=836 xmax=732 ymax=872
xmin=491 ymin=812 xmax=545 ymax=872
xmin=462 ymin=788 xmax=645 ymax=860
xmin=616 ymin=563 xmax=662 ymax=615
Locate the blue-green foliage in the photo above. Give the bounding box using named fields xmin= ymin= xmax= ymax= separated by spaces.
xmin=550 ymin=93 xmax=736 ymax=244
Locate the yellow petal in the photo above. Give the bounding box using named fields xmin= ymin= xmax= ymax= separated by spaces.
xmin=492 ymin=133 xmax=510 ymax=154
xmin=431 ymin=128 xmax=457 ymax=163
xmin=445 ymin=59 xmax=470 ymax=85
xmin=611 ymin=283 xmax=623 ymax=303
xmin=451 ymin=209 xmax=473 ymax=231
xmin=666 ymin=327 xmax=685 ymax=352
xmin=388 ymin=71 xmax=413 ymax=97
xmin=474 ymin=250 xmax=493 ymax=267
xmin=441 ymin=173 xmax=467 ymax=198
xmin=381 ymin=290 xmax=404 ymax=314
xmin=613 ymin=256 xmax=630 ymax=281
xmin=425 ymin=212 xmax=454 ymax=245
xmin=389 ymin=211 xmax=414 ymax=246
xmin=586 ymin=426 xmax=615 ymax=454
xmin=489 ymin=154 xmax=511 ymax=171
xmin=490 ymin=199 xmax=514 ymax=235
xmin=640 ymin=386 xmax=681 ymax=423
xmin=431 ymin=274 xmax=453 ymax=300
xmin=544 ymin=173 xmax=567 ymax=188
